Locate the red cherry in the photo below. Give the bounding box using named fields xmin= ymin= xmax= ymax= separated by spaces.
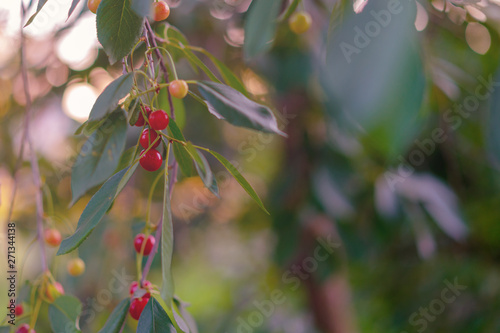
xmin=140 ymin=129 xmax=160 ymax=149
xmin=148 ymin=110 xmax=169 ymax=131
xmin=152 ymin=1 xmax=170 ymax=21
xmin=139 ymin=149 xmax=163 ymax=172
xmin=129 ymin=296 xmax=150 ymax=320
xmin=135 ymin=106 xmax=152 ymax=127
xmin=16 ymin=324 xmax=35 ymax=333
xmin=134 ymin=234 xmax=155 ymax=255
xmin=15 ymin=304 xmax=23 ymax=316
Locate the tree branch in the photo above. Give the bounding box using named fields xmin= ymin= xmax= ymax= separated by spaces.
xmin=17 ymin=3 xmax=47 ymax=272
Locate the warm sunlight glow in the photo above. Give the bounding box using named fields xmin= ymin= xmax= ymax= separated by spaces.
xmin=62 ymin=83 xmax=98 ymax=123
xmin=56 ymin=13 xmax=99 ymax=71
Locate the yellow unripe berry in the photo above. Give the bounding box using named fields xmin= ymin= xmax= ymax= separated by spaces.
xmin=67 ymin=258 xmax=86 ymax=276
xmin=289 ymin=11 xmax=312 ymax=34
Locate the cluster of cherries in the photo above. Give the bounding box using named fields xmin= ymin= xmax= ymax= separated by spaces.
xmin=135 ymin=80 xmax=189 ymax=172
xmin=135 ymin=106 xmax=170 ymax=172
xmin=128 ymin=233 xmax=156 ymax=320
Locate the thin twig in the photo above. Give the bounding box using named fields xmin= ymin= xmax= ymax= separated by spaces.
xmin=144 ymin=20 xmax=175 ymax=121
xmin=18 ymin=3 xmax=47 ymax=271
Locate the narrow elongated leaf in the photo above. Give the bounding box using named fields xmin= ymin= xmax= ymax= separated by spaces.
xmin=49 ymin=296 xmax=82 ymax=333
xmin=131 ymin=0 xmax=152 ymax=17
xmin=200 ymin=51 xmax=247 ymax=95
xmin=97 ymin=0 xmax=144 ymax=64
xmin=24 ymin=0 xmax=49 ymax=26
xmin=184 ymin=143 xmax=219 ymax=197
xmin=167 ymin=119 xmax=194 ymax=177
xmin=58 ymin=164 xmax=138 ymax=255
xmin=206 ymin=149 xmax=269 ymax=214
xmin=161 ymin=170 xmax=175 ymax=305
xmin=97 ymin=298 xmax=130 ymax=333
xmin=138 ymin=293 xmax=176 ymax=332
xmin=71 ymin=109 xmax=128 ymax=205
xmin=89 ymin=74 xmax=134 ymax=121
xmin=280 ymin=0 xmax=301 ymax=21
xmin=197 ymin=81 xmax=286 ymax=136
xmin=174 ymin=298 xmax=198 ymax=333
xmin=243 ymin=0 xmax=281 ymax=59
xmin=487 ymin=71 xmax=500 ymax=169
xmin=68 ymin=0 xmax=82 ymax=19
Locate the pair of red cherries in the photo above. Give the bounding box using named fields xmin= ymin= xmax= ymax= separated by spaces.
xmin=130 ymin=234 xmax=155 ymax=320
xmin=135 ymin=106 xmax=170 ymax=172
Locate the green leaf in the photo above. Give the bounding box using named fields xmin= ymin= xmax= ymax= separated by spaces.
xmin=199 ymin=51 xmax=248 ymax=96
xmin=131 ymin=0 xmax=152 ymax=17
xmin=96 ymin=0 xmax=145 ymax=64
xmin=243 ymin=0 xmax=281 ymax=59
xmin=167 ymin=119 xmax=194 ymax=177
xmin=97 ymin=298 xmax=130 ymax=333
xmin=116 ymin=146 xmax=137 ymax=172
xmin=89 ymin=74 xmax=134 ymax=122
xmin=196 ymin=81 xmax=286 ymax=136
xmin=205 ymin=149 xmax=269 ymax=214
xmin=163 ymin=25 xmax=198 ymax=72
xmin=321 ymin=0 xmax=424 ymax=160
xmin=127 ymin=98 xmax=142 ymax=126
xmin=138 ymin=295 xmax=176 ymax=332
xmin=173 ymin=298 xmax=198 ymax=333
xmin=184 ymin=143 xmax=219 ymax=197
xmin=58 ymin=164 xmax=138 ymax=255
xmin=49 ymin=295 xmax=82 ymax=333
xmin=279 ymin=0 xmax=301 ymax=21
xmin=160 ymin=169 xmax=175 ymax=306
xmin=71 ymin=109 xmax=128 ymax=205
xmin=487 ymin=71 xmax=500 ymax=168
xmin=167 ymin=44 xmax=221 ymax=83
xmin=0 ymin=327 xmax=11 ymax=333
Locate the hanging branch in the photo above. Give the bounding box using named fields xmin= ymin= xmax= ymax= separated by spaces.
xmin=140 ymin=21 xmax=179 ymax=285
xmin=15 ymin=3 xmax=48 ymax=272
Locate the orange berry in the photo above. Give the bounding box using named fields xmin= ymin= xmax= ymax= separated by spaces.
xmin=152 ymin=1 xmax=170 ymax=21
xmin=169 ymin=80 xmax=189 ymax=99
xmin=289 ymin=11 xmax=312 ymax=34
xmin=44 ymin=229 xmax=62 ymax=247
xmin=88 ymin=0 xmax=101 ymax=14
